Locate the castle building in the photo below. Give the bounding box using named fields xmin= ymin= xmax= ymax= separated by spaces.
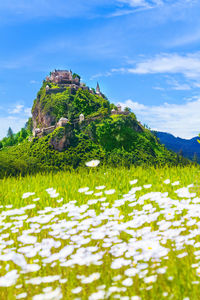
xmin=57 ymin=117 xmax=69 ymax=127
xmin=46 ymin=70 xmax=80 ymax=85
xmin=79 ymin=114 xmax=85 ymax=123
xmin=111 ymin=108 xmax=117 ymax=115
xmin=117 ymin=104 xmax=122 ymax=112
xmin=96 ymin=82 xmax=101 ymax=95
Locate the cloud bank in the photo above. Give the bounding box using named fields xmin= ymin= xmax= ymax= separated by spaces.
xmin=127 ymin=53 xmax=200 ymax=80
xmin=121 ymin=98 xmax=200 ymax=139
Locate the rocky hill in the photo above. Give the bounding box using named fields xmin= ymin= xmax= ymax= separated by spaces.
xmin=0 ymin=70 xmax=190 ymax=177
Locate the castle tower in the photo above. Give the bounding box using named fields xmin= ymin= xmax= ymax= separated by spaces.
xmin=117 ymin=104 xmax=122 ymax=112
xmin=79 ymin=113 xmax=85 ymax=123
xmin=96 ymin=82 xmax=101 ymax=94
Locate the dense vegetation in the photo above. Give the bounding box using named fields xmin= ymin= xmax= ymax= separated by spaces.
xmin=32 ymin=81 xmax=110 ymax=125
xmin=0 ymin=80 xmax=190 ymax=178
xmin=0 ymin=117 xmax=189 ymax=178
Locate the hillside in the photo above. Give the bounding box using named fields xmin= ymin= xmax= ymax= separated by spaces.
xmin=0 ymin=70 xmax=190 ymax=177
xmin=154 ymin=131 xmax=200 ymax=162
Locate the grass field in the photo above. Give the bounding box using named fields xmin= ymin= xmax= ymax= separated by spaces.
xmin=1 ymin=165 xmax=200 ymax=300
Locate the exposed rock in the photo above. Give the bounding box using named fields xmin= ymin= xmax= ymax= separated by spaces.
xmin=32 ymin=101 xmax=56 ymax=130
xmin=49 ymin=125 xmax=75 ymax=151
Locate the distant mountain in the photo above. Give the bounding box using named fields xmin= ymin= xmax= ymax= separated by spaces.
xmin=153 ymin=131 xmax=200 ymax=162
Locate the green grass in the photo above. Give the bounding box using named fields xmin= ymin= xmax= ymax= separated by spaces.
xmin=1 ymin=165 xmax=200 ymax=300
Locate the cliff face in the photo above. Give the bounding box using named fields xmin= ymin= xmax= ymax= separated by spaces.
xmin=31 ymin=78 xmax=110 ymax=131
xmin=48 ymin=123 xmax=78 ymax=151
xmin=32 ymin=100 xmax=56 ymax=130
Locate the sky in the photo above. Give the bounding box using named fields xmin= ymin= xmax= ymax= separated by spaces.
xmin=0 ymin=0 xmax=200 ymax=139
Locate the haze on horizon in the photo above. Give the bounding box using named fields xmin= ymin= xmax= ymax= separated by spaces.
xmin=0 ymin=0 xmax=200 ymax=139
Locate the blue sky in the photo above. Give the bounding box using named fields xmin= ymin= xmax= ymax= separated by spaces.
xmin=1 ymin=0 xmax=200 ymax=138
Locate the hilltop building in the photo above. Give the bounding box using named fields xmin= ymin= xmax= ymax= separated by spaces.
xmin=96 ymin=82 xmax=101 ymax=94
xmin=79 ymin=114 xmax=85 ymax=123
xmin=45 ymin=70 xmax=106 ymax=99
xmin=46 ymin=70 xmax=80 ymax=85
xmin=117 ymin=104 xmax=122 ymax=112
xmin=57 ymin=117 xmax=69 ymax=127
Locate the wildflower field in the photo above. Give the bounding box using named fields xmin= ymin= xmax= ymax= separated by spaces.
xmin=1 ymin=166 xmax=200 ymax=300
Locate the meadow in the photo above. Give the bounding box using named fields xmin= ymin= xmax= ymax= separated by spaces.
xmin=1 ymin=165 xmax=200 ymax=299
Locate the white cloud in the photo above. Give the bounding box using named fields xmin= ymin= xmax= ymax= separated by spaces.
xmin=166 ymin=78 xmax=191 ymax=91
xmin=126 ymin=53 xmax=200 ymax=80
xmin=117 ymin=0 xmax=150 ymax=7
xmin=7 ymin=104 xmax=32 ymax=116
xmin=90 ymin=71 xmax=113 ymax=80
xmin=0 ymin=0 xmax=193 ymax=22
xmin=111 ymin=0 xmax=195 ymax=17
xmin=0 ymin=0 xmax=91 ymax=19
xmin=8 ymin=105 xmax=24 ymax=114
xmin=153 ymin=86 xmax=165 ymax=91
xmin=30 ymin=80 xmax=38 ymax=84
xmin=24 ymin=107 xmax=32 ymax=117
xmin=121 ymin=98 xmax=200 ymax=138
xmin=168 ymin=30 xmax=200 ymax=47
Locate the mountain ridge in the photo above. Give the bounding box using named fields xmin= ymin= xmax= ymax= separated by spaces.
xmin=153 ymin=131 xmax=200 ymax=162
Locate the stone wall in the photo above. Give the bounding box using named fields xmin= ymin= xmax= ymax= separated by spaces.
xmin=46 ymin=88 xmax=66 ymax=94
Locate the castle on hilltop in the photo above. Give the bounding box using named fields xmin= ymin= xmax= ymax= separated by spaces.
xmin=45 ymin=69 xmax=103 ymax=97
xmin=46 ymin=70 xmax=80 ymax=85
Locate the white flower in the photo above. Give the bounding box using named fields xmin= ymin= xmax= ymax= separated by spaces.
xmin=157 ymin=267 xmax=167 ymax=274
xmin=124 ymin=268 xmax=138 ymax=277
xmin=89 ymin=291 xmax=105 ymax=300
xmin=94 ymin=192 xmax=103 ymax=196
xmin=81 ymin=273 xmax=100 ymax=284
xmin=143 ymin=184 xmax=152 ymax=189
xmin=144 ymin=275 xmax=157 ymax=284
xmin=0 ymin=270 xmax=19 ymax=287
xmin=22 ymin=192 xmax=35 ymax=199
xmin=122 ymin=278 xmax=133 ymax=286
xmin=164 ymin=179 xmax=170 ymax=184
xmin=175 ymin=187 xmax=196 ymax=198
xmin=71 ymin=287 xmax=82 ymax=294
xmin=16 ymin=293 xmax=27 ymax=299
xmin=111 ymin=258 xmax=131 ymax=269
xmin=172 ymin=181 xmax=180 ymax=186
xmin=32 ymin=287 xmax=62 ymax=300
xmin=78 ymin=187 xmax=89 ymax=193
xmin=95 ymin=186 xmax=106 ymax=190
xmin=85 ymin=191 xmax=94 ymax=195
xmin=130 ymin=179 xmax=138 ymax=185
xmin=85 ymin=160 xmax=100 ymax=167
xmin=177 ymin=252 xmax=187 ymax=258
xmin=112 ymin=275 xmax=122 ymax=281
xmin=104 ymin=189 xmax=115 ymax=195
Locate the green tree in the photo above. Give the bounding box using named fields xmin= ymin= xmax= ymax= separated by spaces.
xmin=72 ymin=73 xmax=81 ymax=80
xmin=178 ymin=149 xmax=183 ymax=157
xmin=193 ymin=152 xmax=198 ymax=164
xmin=25 ymin=118 xmax=33 ymax=133
xmin=7 ymin=127 xmax=14 ymax=138
xmin=124 ymin=107 xmax=131 ymax=113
